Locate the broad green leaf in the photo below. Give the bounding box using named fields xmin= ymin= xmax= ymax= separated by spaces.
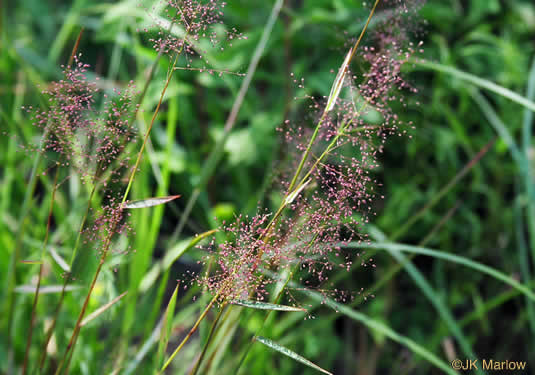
xmin=122 ymin=195 xmax=180 ymax=209
xmin=81 ymin=291 xmax=128 ymax=327
xmin=231 ymin=300 xmax=306 ymax=312
xmin=255 ymin=336 xmax=333 ymax=375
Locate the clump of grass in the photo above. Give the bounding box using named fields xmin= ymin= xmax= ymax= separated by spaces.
xmin=8 ymin=0 xmax=431 ymax=374
xmin=158 ymin=0 xmax=427 ymax=372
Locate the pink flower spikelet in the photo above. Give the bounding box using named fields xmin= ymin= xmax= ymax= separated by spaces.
xmin=143 ymin=0 xmax=246 ymax=76
xmin=21 ymin=54 xmax=141 ymax=276
xmin=23 ymin=54 xmax=139 ymax=181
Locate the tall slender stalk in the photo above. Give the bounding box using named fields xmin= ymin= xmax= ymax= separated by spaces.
xmin=171 ymin=0 xmax=285 ymax=241
xmin=3 ymin=30 xmax=83 ymax=371
xmin=38 ymin=168 xmax=98 ymax=372
xmin=22 ymin=162 xmax=61 ymax=375
xmin=39 ymin=24 xmax=170 ymax=371
xmin=160 ymin=0 xmax=381 ymax=368
xmin=159 ymin=291 xmax=220 ymax=373
xmin=54 ymin=32 xmax=186 ymax=375
xmin=188 ymin=304 xmax=227 ymax=375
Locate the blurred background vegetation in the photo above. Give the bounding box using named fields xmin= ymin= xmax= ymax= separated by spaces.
xmin=1 ymin=0 xmax=535 ymax=374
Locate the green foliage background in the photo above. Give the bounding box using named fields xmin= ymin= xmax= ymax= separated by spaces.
xmin=1 ymin=0 xmax=535 ymax=374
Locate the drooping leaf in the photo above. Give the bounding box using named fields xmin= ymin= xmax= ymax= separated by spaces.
xmin=81 ymin=291 xmax=128 ymax=327
xmin=383 ymin=248 xmax=480 ymax=372
xmin=231 ymin=300 xmax=306 ymax=312
xmin=123 ymin=195 xmax=180 ymax=209
xmin=350 ymin=242 xmax=535 ymax=302
xmin=255 ymin=336 xmax=333 ymax=375
xmin=303 ymin=291 xmax=457 ymax=375
xmin=414 ymin=59 xmax=535 ymax=112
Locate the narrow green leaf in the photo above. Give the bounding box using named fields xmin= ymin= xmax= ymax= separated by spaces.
xmin=302 ymin=291 xmax=456 ymax=375
xmin=49 ymin=246 xmax=70 ymax=272
xmin=470 ymin=89 xmax=524 ymax=164
xmin=15 ymin=285 xmax=80 ymax=294
xmin=521 ymin=56 xmax=535 ymax=335
xmin=163 ymin=229 xmax=216 ymax=270
xmin=140 ymin=230 xmax=217 ymax=293
xmin=383 ymin=249 xmax=480 ymax=373
xmin=231 ymin=300 xmax=306 ymax=312
xmin=157 ymin=283 xmax=179 ymax=369
xmin=325 ymin=47 xmax=353 ymax=112
xmin=413 ymin=59 xmax=535 ymax=112
xmin=349 ymin=242 xmax=535 ymax=302
xmin=20 ymin=260 xmax=42 ymax=265
xmin=123 ymin=195 xmax=180 ymax=209
xmin=81 ymin=291 xmax=128 ymax=327
xmin=255 ymin=336 xmax=333 ymax=375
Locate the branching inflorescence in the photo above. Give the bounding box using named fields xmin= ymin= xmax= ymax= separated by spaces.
xmin=190 ymin=0 xmax=425 ymax=307
xmin=16 ymin=0 xmax=425 ymax=373
xmin=23 ymin=55 xmax=139 ymax=178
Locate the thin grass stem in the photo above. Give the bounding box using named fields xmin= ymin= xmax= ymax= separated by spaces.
xmin=22 ymin=161 xmax=61 ymax=375
xmin=188 ymin=304 xmax=227 ymax=375
xmin=55 ymin=28 xmax=187 ymax=375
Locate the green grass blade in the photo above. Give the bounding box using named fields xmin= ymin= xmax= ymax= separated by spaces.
xmin=350 ymin=242 xmax=535 ymax=301
xmin=139 ymin=229 xmax=216 ymax=293
xmin=80 ymin=291 xmax=128 ymax=327
xmin=384 ymin=248 xmax=482 ymax=373
xmin=414 ymin=59 xmax=535 ymax=112
xmin=302 ymin=290 xmax=456 ymax=375
xmin=156 ymin=283 xmax=179 ymax=371
xmin=123 ymin=195 xmax=180 ymax=209
xmin=470 ymin=89 xmax=524 ymax=165
xmin=523 ymin=56 xmax=535 ymax=155
xmin=230 ymin=300 xmax=306 ymax=312
xmin=521 ymin=55 xmax=535 ymax=335
xmin=255 ymin=336 xmax=333 ymax=375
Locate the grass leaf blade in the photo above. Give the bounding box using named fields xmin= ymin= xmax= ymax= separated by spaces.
xmin=15 ymin=285 xmax=80 ymax=294
xmin=81 ymin=291 xmax=128 ymax=327
xmin=301 ymin=291 xmax=456 ymax=375
xmin=350 ymin=242 xmax=535 ymax=301
xmin=414 ymin=59 xmax=535 ymax=112
xmin=255 ymin=336 xmax=333 ymax=375
xmin=123 ymin=195 xmax=180 ymax=209
xmin=231 ymin=300 xmax=306 ymax=312
xmin=157 ymin=283 xmax=179 ymax=369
